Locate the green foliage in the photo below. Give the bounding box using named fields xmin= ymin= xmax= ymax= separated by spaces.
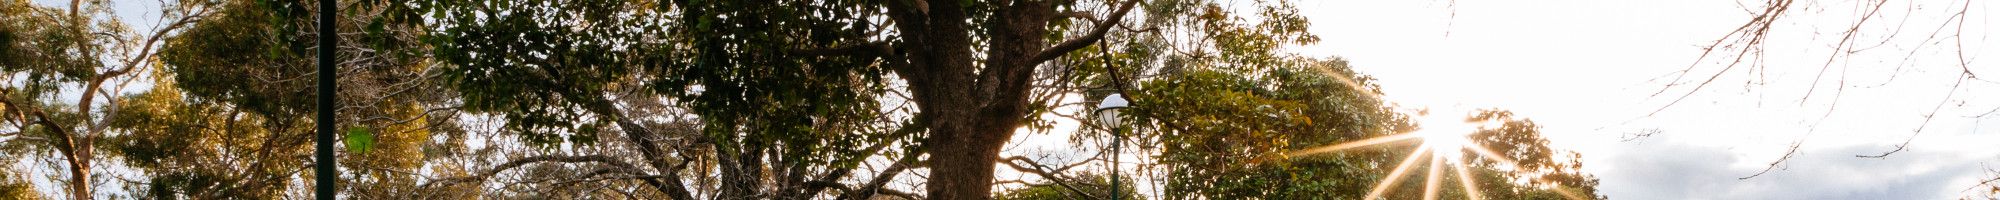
xmin=1138 ymin=58 xmax=1410 ymax=199
xmin=419 ymin=0 xmax=908 ymax=198
xmin=0 ymin=0 xmax=101 ymax=95
xmin=1460 ymin=110 xmax=1605 ymax=199
xmin=0 ymin=169 xmax=35 ymax=200
xmin=422 ymin=0 xmax=668 ymax=147
xmin=155 ymin=0 xmax=309 ymax=117
xmin=658 ymin=0 xmax=890 ymax=161
xmin=1130 ymin=58 xmax=1603 ymax=199
xmin=346 ymin=126 xmax=375 ymax=154
xmin=129 ymin=0 xmax=446 ymax=198
xmin=106 ymin=83 xmax=296 ymax=198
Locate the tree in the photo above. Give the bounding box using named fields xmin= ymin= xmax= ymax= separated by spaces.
xmin=419 ymin=0 xmax=913 ymax=199
xmin=0 ymin=0 xmax=211 ymax=198
xmin=1456 ymin=109 xmax=1603 ymax=200
xmin=105 ymin=0 xmax=450 ymax=198
xmin=1123 ymin=57 xmax=1603 ymax=199
xmin=1136 ymin=60 xmax=1406 ymax=199
xmin=414 ymin=0 xmax=1325 ymax=199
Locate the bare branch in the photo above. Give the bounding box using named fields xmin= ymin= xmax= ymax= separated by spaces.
xmin=1858 ymin=73 xmax=1967 ymax=158
xmin=1647 ymin=0 xmax=1793 ymax=116
xmin=1740 ymin=140 xmax=1804 ymax=179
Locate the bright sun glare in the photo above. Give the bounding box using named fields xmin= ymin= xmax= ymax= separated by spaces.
xmin=1281 ymin=109 xmax=1585 ymax=200
xmin=1418 ymin=114 xmax=1474 ymax=162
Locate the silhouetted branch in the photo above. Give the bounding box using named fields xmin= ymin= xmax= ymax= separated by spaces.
xmin=837 ymin=151 xmax=924 ymax=200
xmin=1000 ymin=156 xmax=1101 ymax=200
xmin=1029 ymin=0 xmax=1145 ymax=64
xmin=419 ymin=154 xmax=671 ymax=194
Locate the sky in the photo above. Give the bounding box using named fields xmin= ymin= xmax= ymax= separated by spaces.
xmin=1283 ymin=0 xmax=2000 ymax=199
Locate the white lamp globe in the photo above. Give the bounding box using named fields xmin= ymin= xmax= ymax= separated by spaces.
xmin=1095 ymin=94 xmax=1129 ymax=126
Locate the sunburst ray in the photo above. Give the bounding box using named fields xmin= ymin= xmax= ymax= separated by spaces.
xmin=1364 ymin=144 xmax=1432 ymax=200
xmin=1553 ymin=185 xmax=1589 ymax=200
xmin=1288 ymin=111 xmax=1592 ymax=200
xmin=1423 ymin=154 xmax=1444 ymax=200
xmin=1284 ymin=133 xmax=1420 ymax=157
xmin=1463 ymin=144 xmax=1520 ymax=168
xmin=1452 ymin=158 xmax=1485 ymax=200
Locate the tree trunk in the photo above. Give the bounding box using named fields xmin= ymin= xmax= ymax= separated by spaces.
xmin=882 ymin=0 xmax=989 ymax=198
xmin=67 ymin=156 xmax=90 ymax=200
xmin=57 ymin=133 xmax=91 ymax=200
xmin=884 ymin=0 xmax=1127 ymax=199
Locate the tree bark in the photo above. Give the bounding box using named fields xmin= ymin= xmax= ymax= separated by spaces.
xmin=880 ymin=0 xmax=1139 ymax=199
xmin=882 ymin=0 xmax=986 ymax=199
xmin=66 ymin=153 xmax=90 ymax=200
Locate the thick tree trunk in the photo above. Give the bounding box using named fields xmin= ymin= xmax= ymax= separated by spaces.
xmin=884 ymin=0 xmax=1131 ymax=199
xmin=922 ymin=117 xmax=1018 ymax=200
xmin=883 ymin=0 xmax=992 ymax=197
xmin=921 ymin=1 xmax=1056 ymax=199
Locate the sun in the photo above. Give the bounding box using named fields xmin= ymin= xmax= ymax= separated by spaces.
xmin=1417 ymin=113 xmax=1474 ymax=162
xmin=1279 ymin=108 xmax=1586 ymax=200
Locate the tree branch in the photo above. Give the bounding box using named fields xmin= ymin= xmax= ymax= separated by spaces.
xmin=790 ymin=41 xmax=893 ymax=57
xmin=837 ymin=152 xmax=924 ymax=200
xmin=1027 ymin=0 xmax=1144 ymax=64
xmin=420 ymin=155 xmax=648 ymax=188
xmin=803 ymin=121 xmax=925 ymax=197
xmin=999 ymin=156 xmax=1100 ymax=200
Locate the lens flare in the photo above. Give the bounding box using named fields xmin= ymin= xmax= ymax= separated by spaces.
xmin=1421 ymin=119 xmax=1472 ymax=162
xmin=1423 ymin=155 xmax=1444 ymax=200
xmin=1452 ymin=157 xmax=1486 ymax=200
xmin=1284 ymin=133 xmax=1420 ymax=157
xmin=1285 ymin=110 xmax=1584 ymax=200
xmin=1363 ymin=144 xmax=1431 ymax=200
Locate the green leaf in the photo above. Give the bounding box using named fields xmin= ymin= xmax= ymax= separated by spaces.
xmin=345 ymin=126 xmax=375 ymax=154
xmin=367 ymin=20 xmax=385 ymax=36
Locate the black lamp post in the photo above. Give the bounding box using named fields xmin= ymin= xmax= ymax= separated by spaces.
xmin=1094 ymin=94 xmax=1129 ymax=200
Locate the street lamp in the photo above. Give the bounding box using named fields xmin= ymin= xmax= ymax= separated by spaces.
xmin=1094 ymin=94 xmax=1129 ymax=200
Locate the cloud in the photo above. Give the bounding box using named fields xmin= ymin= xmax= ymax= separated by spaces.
xmin=1594 ymin=131 xmax=2000 ymax=200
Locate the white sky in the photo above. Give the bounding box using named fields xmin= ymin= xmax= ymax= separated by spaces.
xmin=1282 ymin=0 xmax=2000 ymax=199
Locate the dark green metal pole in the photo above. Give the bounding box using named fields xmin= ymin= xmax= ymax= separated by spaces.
xmin=1111 ymin=126 xmax=1121 ymax=200
xmin=314 ymin=0 xmax=338 ymax=199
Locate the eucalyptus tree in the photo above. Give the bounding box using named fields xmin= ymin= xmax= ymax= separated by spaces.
xmin=127 ymin=0 xmax=451 ymax=198
xmin=0 ymin=0 xmax=213 ymax=198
